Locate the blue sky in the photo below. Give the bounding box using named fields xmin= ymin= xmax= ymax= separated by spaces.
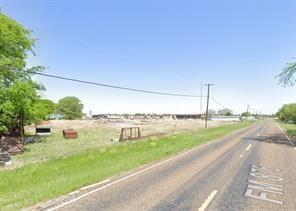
xmin=1 ymin=0 xmax=295 ymax=114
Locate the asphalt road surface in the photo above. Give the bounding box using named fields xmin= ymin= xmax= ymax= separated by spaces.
xmin=46 ymin=120 xmax=296 ymax=211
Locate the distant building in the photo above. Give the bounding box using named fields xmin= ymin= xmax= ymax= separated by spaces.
xmin=91 ymin=114 xmax=108 ymax=119
xmin=241 ymin=116 xmax=255 ymax=120
xmin=159 ymin=114 xmax=176 ymax=119
xmin=134 ymin=114 xmax=147 ymax=119
xmin=210 ymin=115 xmax=241 ymax=122
xmin=175 ymin=114 xmax=201 ymax=119
xmin=91 ymin=114 xmax=123 ymax=120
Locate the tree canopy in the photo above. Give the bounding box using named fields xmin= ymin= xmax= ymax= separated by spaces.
xmin=32 ymin=99 xmax=56 ymax=124
xmin=277 ymin=61 xmax=296 ymax=87
xmin=241 ymin=112 xmax=251 ymax=117
xmin=217 ymin=108 xmax=233 ymax=116
xmin=0 ymin=13 xmax=44 ymax=83
xmin=56 ymin=96 xmax=84 ymax=120
xmin=276 ymin=104 xmax=296 ymax=124
xmin=0 ymin=12 xmax=45 ymax=135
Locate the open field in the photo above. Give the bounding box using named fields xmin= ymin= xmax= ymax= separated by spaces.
xmin=0 ymin=121 xmax=254 ymax=210
xmin=9 ymin=119 xmax=231 ymax=168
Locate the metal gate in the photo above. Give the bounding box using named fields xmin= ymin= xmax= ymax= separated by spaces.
xmin=119 ymin=127 xmax=141 ymax=142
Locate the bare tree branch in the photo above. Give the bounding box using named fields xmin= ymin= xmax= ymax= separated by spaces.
xmin=276 ymin=61 xmax=296 ymax=87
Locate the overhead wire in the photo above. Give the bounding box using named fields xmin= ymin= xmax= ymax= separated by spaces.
xmin=210 ymin=97 xmax=229 ymax=109
xmin=25 ymin=70 xmax=205 ymax=98
xmin=16 ymin=69 xmax=232 ymax=110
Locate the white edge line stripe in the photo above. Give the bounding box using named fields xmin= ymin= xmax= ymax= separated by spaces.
xmin=198 ymin=190 xmax=218 ymax=211
xmin=47 ymin=139 xmax=219 ymax=211
xmin=68 ymin=179 xmax=110 ymax=195
xmin=67 ymin=190 xmax=79 ymax=196
xmin=246 ymin=144 xmax=252 ymax=151
xmin=276 ymin=123 xmax=296 ymax=149
xmin=80 ymin=179 xmax=110 ymax=191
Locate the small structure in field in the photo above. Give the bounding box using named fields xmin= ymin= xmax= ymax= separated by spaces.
xmin=119 ymin=127 xmax=141 ymax=142
xmin=63 ymin=129 xmax=78 ymax=139
xmin=36 ymin=126 xmax=51 ymax=136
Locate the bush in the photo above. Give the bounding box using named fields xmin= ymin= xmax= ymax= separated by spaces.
xmin=277 ymin=103 xmax=296 ymax=124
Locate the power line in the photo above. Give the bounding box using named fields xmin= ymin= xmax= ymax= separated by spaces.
xmin=15 ymin=69 xmax=233 ymax=110
xmin=26 ymin=70 xmax=206 ymax=98
xmin=210 ymin=97 xmax=228 ymax=109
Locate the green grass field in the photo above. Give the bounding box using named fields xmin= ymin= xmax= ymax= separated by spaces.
xmin=278 ymin=122 xmax=296 ymax=137
xmin=13 ymin=127 xmax=118 ymax=167
xmin=0 ymin=121 xmax=254 ymax=210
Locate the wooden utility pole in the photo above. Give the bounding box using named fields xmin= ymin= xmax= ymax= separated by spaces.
xmin=200 ymin=84 xmax=203 ymax=114
xmin=246 ymin=104 xmax=250 ymax=120
xmin=205 ymin=84 xmax=214 ymax=128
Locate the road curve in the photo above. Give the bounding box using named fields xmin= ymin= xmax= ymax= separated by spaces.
xmin=43 ymin=121 xmax=296 ymax=211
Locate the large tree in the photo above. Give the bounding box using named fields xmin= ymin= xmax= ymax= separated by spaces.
xmin=56 ymin=96 xmax=84 ymax=120
xmin=276 ymin=104 xmax=296 ymax=124
xmin=0 ymin=12 xmax=44 ymax=136
xmin=32 ymin=99 xmax=56 ymax=124
xmin=217 ymin=108 xmax=233 ymax=116
xmin=277 ymin=60 xmax=296 ymax=87
xmin=241 ymin=111 xmax=251 ymax=117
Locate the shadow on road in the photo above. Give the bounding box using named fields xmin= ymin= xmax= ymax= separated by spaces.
xmin=243 ymin=132 xmax=295 ymax=148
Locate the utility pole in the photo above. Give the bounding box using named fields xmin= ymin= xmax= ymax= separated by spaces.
xmin=246 ymin=104 xmax=250 ymax=121
xmin=205 ymin=84 xmax=214 ymax=128
xmin=200 ymin=84 xmax=203 ymax=114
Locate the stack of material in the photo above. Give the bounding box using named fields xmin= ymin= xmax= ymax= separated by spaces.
xmin=0 ymin=152 xmax=12 ymax=166
xmin=63 ymin=129 xmax=78 ymax=139
xmin=0 ymin=136 xmax=24 ymax=155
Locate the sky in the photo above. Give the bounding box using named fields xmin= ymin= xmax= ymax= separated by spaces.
xmin=1 ymin=0 xmax=295 ymax=114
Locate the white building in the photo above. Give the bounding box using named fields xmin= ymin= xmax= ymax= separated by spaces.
xmin=210 ymin=115 xmax=241 ymax=122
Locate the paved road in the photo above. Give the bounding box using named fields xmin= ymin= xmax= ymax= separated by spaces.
xmin=46 ymin=121 xmax=296 ymax=211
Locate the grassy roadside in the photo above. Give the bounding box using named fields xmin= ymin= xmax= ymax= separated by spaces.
xmin=14 ymin=127 xmax=117 ymax=167
xmin=278 ymin=121 xmax=296 ymax=137
xmin=0 ymin=121 xmax=254 ymax=210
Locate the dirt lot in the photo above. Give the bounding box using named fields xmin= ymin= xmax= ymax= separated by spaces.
xmin=29 ymin=118 xmax=231 ymax=136
xmin=6 ymin=119 xmax=232 ymax=169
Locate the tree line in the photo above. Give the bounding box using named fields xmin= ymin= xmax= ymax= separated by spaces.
xmin=276 ymin=104 xmax=296 ymax=124
xmin=0 ymin=13 xmax=83 ymax=137
xmin=1 ymin=9 xmax=295 ymax=139
xmin=33 ymin=97 xmax=84 ymax=121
